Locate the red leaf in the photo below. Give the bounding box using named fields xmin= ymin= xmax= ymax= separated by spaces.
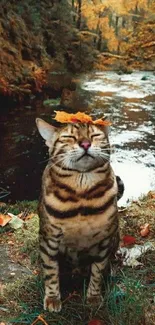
xmin=122 ymin=235 xmax=136 ymax=246
xmin=88 ymin=320 xmax=105 ymax=325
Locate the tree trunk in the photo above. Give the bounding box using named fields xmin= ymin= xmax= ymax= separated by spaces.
xmin=97 ymin=30 xmax=102 ymax=51
xmin=77 ymin=0 xmax=82 ymax=29
xmin=109 ymin=13 xmax=113 ymax=27
xmin=117 ymin=41 xmax=121 ymax=55
xmin=115 ymin=16 xmax=119 ymax=36
xmin=122 ymin=17 xmax=126 ymax=28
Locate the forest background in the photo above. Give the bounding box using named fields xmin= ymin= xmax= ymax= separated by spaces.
xmin=0 ymin=0 xmax=154 ymax=98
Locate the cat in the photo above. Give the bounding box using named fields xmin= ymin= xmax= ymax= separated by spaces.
xmin=36 ymin=118 xmax=124 ymax=312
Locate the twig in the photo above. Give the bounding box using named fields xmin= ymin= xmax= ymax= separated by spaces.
xmin=141 ymin=41 xmax=155 ymax=48
xmin=0 ymin=187 xmax=10 ymax=199
xmin=62 ymin=291 xmax=80 ymax=304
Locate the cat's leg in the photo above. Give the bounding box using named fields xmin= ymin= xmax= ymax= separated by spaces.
xmin=86 ymin=257 xmax=108 ymax=305
xmin=40 ymin=236 xmax=61 ymax=312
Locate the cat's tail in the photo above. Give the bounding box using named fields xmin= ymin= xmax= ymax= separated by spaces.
xmin=116 ymin=175 xmax=125 ymax=201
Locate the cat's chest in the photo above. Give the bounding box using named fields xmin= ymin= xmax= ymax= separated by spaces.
xmin=58 ymin=212 xmax=114 ymax=251
xmin=58 ymin=214 xmax=117 ymax=264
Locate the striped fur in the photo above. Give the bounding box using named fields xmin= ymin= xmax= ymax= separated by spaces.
xmin=36 ymin=118 xmax=121 ymax=312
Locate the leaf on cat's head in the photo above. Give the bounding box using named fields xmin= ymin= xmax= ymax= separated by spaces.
xmin=54 ymin=111 xmax=111 ymax=126
xmin=93 ymin=118 xmax=112 ymax=126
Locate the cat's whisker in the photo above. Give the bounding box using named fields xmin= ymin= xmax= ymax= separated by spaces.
xmin=46 ymin=154 xmax=64 ymax=166
xmin=49 ymin=156 xmax=66 ymax=168
xmin=39 ymin=157 xmax=50 ymax=164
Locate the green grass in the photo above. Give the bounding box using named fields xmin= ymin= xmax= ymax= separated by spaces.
xmin=3 ymin=269 xmax=150 ymax=325
xmin=0 ymin=200 xmax=38 ymax=215
xmin=15 ymin=214 xmax=39 ymax=264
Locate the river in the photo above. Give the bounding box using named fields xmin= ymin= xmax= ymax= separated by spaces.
xmin=0 ymin=71 xmax=155 ymax=205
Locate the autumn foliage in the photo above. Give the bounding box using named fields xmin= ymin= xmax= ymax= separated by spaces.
xmin=32 ymin=67 xmax=47 ymax=92
xmin=0 ymin=0 xmax=154 ymax=98
xmin=0 ymin=78 xmax=11 ymax=96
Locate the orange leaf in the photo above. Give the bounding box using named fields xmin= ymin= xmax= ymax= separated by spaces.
xmin=122 ymin=235 xmax=136 ymax=246
xmin=0 ymin=214 xmax=12 ymax=227
xmin=31 ymin=314 xmax=49 ymax=325
xmin=140 ymin=223 xmax=150 ymax=237
xmin=54 ymin=111 xmax=74 ymax=123
xmin=73 ymin=112 xmax=93 ymax=123
xmin=54 ymin=111 xmax=111 ymax=126
xmin=25 ymin=213 xmax=36 ymax=221
xmin=93 ymin=119 xmax=112 ymax=126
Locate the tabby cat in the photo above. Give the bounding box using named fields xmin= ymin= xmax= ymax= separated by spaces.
xmin=36 ymin=118 xmax=123 ymax=313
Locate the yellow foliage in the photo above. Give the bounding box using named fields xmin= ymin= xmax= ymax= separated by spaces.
xmin=108 ymin=35 xmax=119 ymax=52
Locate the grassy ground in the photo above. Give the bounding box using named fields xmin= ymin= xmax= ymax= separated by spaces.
xmin=0 ymin=193 xmax=155 ymax=325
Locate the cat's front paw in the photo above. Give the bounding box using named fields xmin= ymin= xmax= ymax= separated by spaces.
xmin=86 ymin=294 xmax=103 ymax=306
xmin=44 ymin=295 xmax=62 ymax=312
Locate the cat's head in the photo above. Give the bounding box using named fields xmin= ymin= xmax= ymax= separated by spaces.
xmin=36 ymin=118 xmax=111 ymax=172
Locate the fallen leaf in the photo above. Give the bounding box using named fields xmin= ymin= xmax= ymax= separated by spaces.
xmin=140 ymin=223 xmax=150 ymax=237
xmin=8 ymin=240 xmax=14 ymax=245
xmin=0 ymin=213 xmax=12 ymax=227
xmin=31 ymin=314 xmax=49 ymax=325
xmin=8 ymin=213 xmax=24 ymax=229
xmin=33 ymin=269 xmax=40 ymax=275
xmin=118 ymin=242 xmax=154 ymax=267
xmin=122 ymin=235 xmax=136 ymax=246
xmin=25 ymin=213 xmax=36 ymax=221
xmin=88 ymin=320 xmax=105 ymax=325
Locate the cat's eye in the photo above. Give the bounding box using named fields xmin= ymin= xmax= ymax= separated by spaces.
xmin=61 ymin=135 xmax=76 ymax=140
xmin=91 ymin=133 xmax=104 ymax=139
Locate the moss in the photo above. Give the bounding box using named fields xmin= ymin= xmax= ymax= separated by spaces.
xmin=43 ymin=98 xmax=61 ymax=107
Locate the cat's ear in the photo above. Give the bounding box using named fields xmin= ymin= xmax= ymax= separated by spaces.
xmin=103 ymin=125 xmax=109 ymax=137
xmin=99 ymin=117 xmax=111 ymax=137
xmin=36 ymin=118 xmax=57 ymax=145
xmin=98 ymin=124 xmax=109 ymax=137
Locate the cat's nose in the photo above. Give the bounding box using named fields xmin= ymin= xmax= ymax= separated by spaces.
xmin=79 ymin=140 xmax=91 ymax=150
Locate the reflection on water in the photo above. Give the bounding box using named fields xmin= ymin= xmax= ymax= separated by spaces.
xmin=0 ymin=71 xmax=155 ymax=203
